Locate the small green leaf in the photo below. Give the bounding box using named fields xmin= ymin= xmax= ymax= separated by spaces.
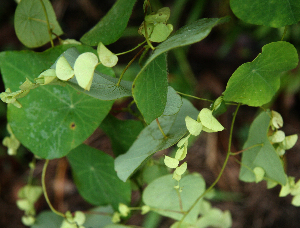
xmin=271 ymin=110 xmax=283 ymax=129
xmin=97 ymin=42 xmax=118 ymax=68
xmin=174 ymin=162 xmax=187 ymax=175
xmin=163 ymin=87 xmax=183 ymax=116
xmin=55 ymin=56 xmax=74 ymax=81
xmin=177 ymin=135 xmax=190 ymax=148
xmin=74 ymin=52 xmax=99 ymax=91
xmin=14 ymin=0 xmax=63 ymax=48
xmin=239 ymin=111 xmax=287 ymax=185
xmin=292 ymin=194 xmax=300 ymax=207
xmin=80 ymin=0 xmax=137 ymax=46
xmin=253 ymin=167 xmax=265 ymax=183
xmin=175 ymin=146 xmax=187 ymax=161
xmin=270 ymin=130 xmax=285 ymax=143
xmin=143 ymin=174 xmax=205 ymax=224
xmin=199 ymin=108 xmax=224 ymax=132
xmin=67 ymin=144 xmax=131 ymax=210
xmin=164 ymin=155 xmax=179 ymax=168
xmin=145 ymin=7 xmax=171 ymax=24
xmin=282 ymin=134 xmax=298 ymax=150
xmin=149 ymin=23 xmax=173 ymax=43
xmin=230 ymin=0 xmax=300 ymax=28
xmin=36 ymin=69 xmax=57 ymax=85
xmin=185 ymin=116 xmax=202 ymax=136
xmin=223 ymin=41 xmax=299 ymax=106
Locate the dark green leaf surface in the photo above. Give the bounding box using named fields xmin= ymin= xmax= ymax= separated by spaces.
xmin=143 ymin=174 xmax=206 ymax=224
xmin=230 ymin=0 xmax=300 ymax=27
xmin=53 ymin=47 xmax=132 ymax=100
xmin=67 ymin=144 xmax=131 ymax=210
xmin=114 ymin=99 xmax=199 ymax=182
xmin=100 ymin=114 xmax=144 ymax=156
xmin=163 ymin=86 xmax=183 ymax=116
xmin=0 ymin=45 xmax=113 ymax=159
xmin=31 ymin=211 xmax=63 ymax=228
xmin=80 ymin=0 xmax=137 ymax=46
xmin=14 ymin=0 xmax=63 ymax=48
xmin=239 ymin=111 xmax=286 ymax=185
xmin=133 ymin=54 xmax=168 ymax=124
xmin=223 ymin=41 xmax=298 ymax=106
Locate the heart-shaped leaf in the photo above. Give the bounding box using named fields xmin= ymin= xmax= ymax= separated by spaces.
xmin=74 ymin=52 xmax=99 ymax=91
xmin=14 ymin=0 xmax=63 ymax=48
xmin=0 ymin=45 xmax=113 ymax=159
xmin=55 ymin=56 xmax=74 ymax=81
xmin=230 ymin=0 xmax=300 ymax=27
xmin=67 ymin=144 xmax=131 ymax=210
xmin=223 ymin=41 xmax=298 ymax=106
xmin=199 ymin=108 xmax=224 ymax=132
xmin=97 ymin=43 xmax=118 ymax=68
xmin=239 ymin=111 xmax=287 ymax=185
xmin=143 ymin=174 xmax=206 ymax=224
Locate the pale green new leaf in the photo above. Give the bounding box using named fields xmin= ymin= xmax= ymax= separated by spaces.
xmin=239 ymin=111 xmax=287 ymax=185
xmin=164 ymin=155 xmax=179 ymax=168
xmin=14 ymin=0 xmax=63 ymax=48
xmin=199 ymin=108 xmax=224 ymax=132
xmin=223 ymin=41 xmax=298 ymax=106
xmin=97 ymin=43 xmax=118 ymax=68
xmin=114 ymin=99 xmax=199 ymax=182
xmin=230 ymin=0 xmax=300 ymax=27
xmin=52 ymin=47 xmax=132 ymax=100
xmin=253 ymin=167 xmax=265 ymax=183
xmin=56 ymin=56 xmax=74 ymax=81
xmin=80 ymin=0 xmax=137 ymax=46
xmin=185 ymin=116 xmax=202 ymax=136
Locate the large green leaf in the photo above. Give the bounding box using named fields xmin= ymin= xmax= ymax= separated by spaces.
xmin=100 ymin=114 xmax=144 ymax=156
xmin=132 ymin=17 xmax=228 ymax=124
xmin=133 ymin=54 xmax=168 ymax=124
xmin=80 ymin=0 xmax=137 ymax=46
xmin=14 ymin=0 xmax=63 ymax=48
xmin=147 ymin=17 xmax=229 ymax=64
xmin=52 ymin=47 xmax=132 ymax=100
xmin=143 ymin=174 xmax=206 ymax=224
xmin=67 ymin=144 xmax=131 ymax=210
xmin=31 ymin=211 xmax=63 ymax=228
xmin=239 ymin=111 xmax=286 ymax=185
xmin=0 ymin=45 xmax=113 ymax=159
xmin=230 ymin=0 xmax=300 ymax=27
xmin=223 ymin=41 xmax=298 ymax=106
xmin=114 ymin=98 xmax=199 ymax=182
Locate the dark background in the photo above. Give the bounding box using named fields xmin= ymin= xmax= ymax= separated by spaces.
xmin=0 ymin=0 xmax=300 ymax=227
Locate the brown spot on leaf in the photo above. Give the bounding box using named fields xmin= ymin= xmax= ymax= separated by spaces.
xmin=70 ymin=122 xmax=76 ymax=130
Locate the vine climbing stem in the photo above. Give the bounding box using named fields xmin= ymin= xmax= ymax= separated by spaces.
xmin=39 ymin=0 xmax=54 ymax=48
xmin=177 ymin=103 xmax=241 ymax=227
xmin=42 ymin=159 xmax=65 ymax=218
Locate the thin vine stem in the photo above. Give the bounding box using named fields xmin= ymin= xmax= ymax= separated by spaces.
xmin=116 ymin=47 xmax=145 ymax=86
xmin=42 ymin=159 xmax=65 ymax=218
xmin=176 ymin=91 xmax=214 ymax=103
xmin=156 ymin=118 xmax=167 ymax=138
xmin=230 ymin=143 xmax=264 ymax=156
xmin=177 ymin=103 xmax=241 ymax=227
xmin=39 ymin=0 xmax=54 ymax=48
xmin=281 ymin=26 xmax=288 ymax=41
xmin=116 ymin=41 xmax=147 ymax=56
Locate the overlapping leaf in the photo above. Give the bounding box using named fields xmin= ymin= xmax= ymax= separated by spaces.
xmin=52 ymin=47 xmax=133 ymax=100
xmin=0 ymin=45 xmax=113 ymax=159
xmin=114 ymin=98 xmax=199 ymax=182
xmin=67 ymin=144 xmax=131 ymax=210
xmin=223 ymin=41 xmax=298 ymax=106
xmin=14 ymin=0 xmax=63 ymax=48
xmin=80 ymin=0 xmax=137 ymax=46
xmin=239 ymin=111 xmax=286 ymax=185
xmin=230 ymin=0 xmax=300 ymax=27
xmin=133 ymin=17 xmax=228 ymax=124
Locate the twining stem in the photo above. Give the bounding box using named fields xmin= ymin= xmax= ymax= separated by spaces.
xmin=176 ymin=91 xmax=214 ymax=103
xmin=230 ymin=143 xmax=264 ymax=156
xmin=176 ymin=188 xmax=183 ymax=212
xmin=116 ymin=47 xmax=145 ymax=86
xmin=177 ymin=103 xmax=241 ymax=227
xmin=116 ymin=41 xmax=147 ymax=56
xmin=42 ymin=159 xmax=65 ymax=218
xmin=156 ymin=118 xmax=167 ymax=138
xmin=144 ymin=22 xmax=155 ymax=50
xmin=281 ymin=26 xmax=288 ymax=41
xmin=39 ymin=0 xmax=54 ymax=48
xmin=27 ymin=157 xmax=36 ymax=186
